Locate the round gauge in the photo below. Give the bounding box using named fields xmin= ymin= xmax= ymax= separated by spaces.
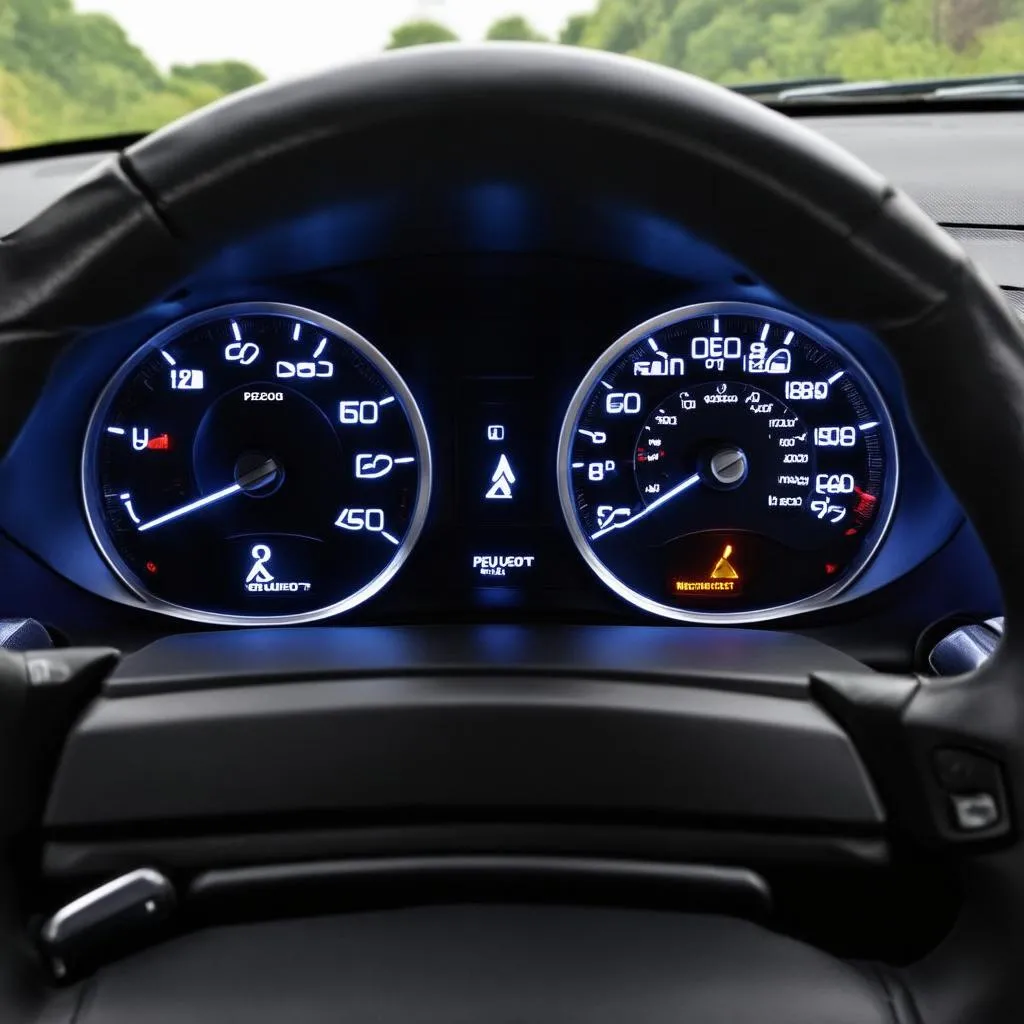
xmin=558 ymin=302 xmax=898 ymax=623
xmin=83 ymin=302 xmax=431 ymax=625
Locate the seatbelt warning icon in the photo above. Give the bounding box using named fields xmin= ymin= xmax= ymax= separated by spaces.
xmin=485 ymin=454 xmax=517 ymax=501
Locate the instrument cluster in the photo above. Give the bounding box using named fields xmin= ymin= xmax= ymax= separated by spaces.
xmin=79 ymin=296 xmax=900 ymax=625
xmin=0 ymin=251 xmax=970 ymax=638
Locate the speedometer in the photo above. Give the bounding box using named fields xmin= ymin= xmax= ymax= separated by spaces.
xmin=83 ymin=302 xmax=431 ymax=625
xmin=558 ymin=302 xmax=897 ymax=622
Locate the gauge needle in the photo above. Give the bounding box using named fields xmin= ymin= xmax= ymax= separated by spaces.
xmin=137 ymin=460 xmax=278 ymax=533
xmin=590 ymin=471 xmax=701 ymax=541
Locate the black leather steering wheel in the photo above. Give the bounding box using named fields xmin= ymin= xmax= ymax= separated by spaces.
xmin=2 ymin=42 xmax=1024 ymax=1023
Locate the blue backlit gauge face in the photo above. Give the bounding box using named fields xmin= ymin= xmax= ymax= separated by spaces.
xmin=82 ymin=303 xmax=431 ymax=625
xmin=558 ymin=302 xmax=898 ymax=623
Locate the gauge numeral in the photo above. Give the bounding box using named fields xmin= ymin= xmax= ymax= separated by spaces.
xmin=815 ymin=473 xmax=855 ymax=495
xmin=605 ymin=392 xmax=641 ymax=415
xmin=225 ymin=342 xmax=260 ymax=366
xmin=339 ymin=400 xmax=380 ymax=425
xmin=335 ymin=507 xmax=385 ymax=531
xmin=276 ymin=360 xmax=334 ymax=379
xmin=811 ymin=500 xmax=848 ymax=524
xmin=814 ymin=426 xmax=857 ymax=448
xmin=691 ymin=337 xmax=741 ymax=360
xmin=691 ymin=335 xmax=742 ymax=372
xmin=634 ymin=355 xmax=685 ymax=377
xmin=170 ymin=368 xmax=205 ymax=390
xmin=334 ymin=507 xmax=398 ymax=545
xmin=355 ymin=454 xmax=394 ymax=479
xmin=786 ymin=380 xmax=829 ymax=401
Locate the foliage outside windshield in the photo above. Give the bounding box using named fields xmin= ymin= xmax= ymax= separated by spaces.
xmin=2 ymin=0 xmax=1024 ymax=150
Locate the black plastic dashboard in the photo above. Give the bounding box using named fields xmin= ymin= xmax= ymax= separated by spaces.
xmin=7 ymin=64 xmax=1024 ymax=1016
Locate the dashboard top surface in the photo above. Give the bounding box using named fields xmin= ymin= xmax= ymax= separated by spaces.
xmin=3 ymin=109 xmax=1024 ymax=255
xmin=104 ymin=624 xmax=872 ymax=697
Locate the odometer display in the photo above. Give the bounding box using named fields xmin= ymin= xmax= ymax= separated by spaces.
xmin=558 ymin=302 xmax=897 ymax=622
xmin=83 ymin=302 xmax=431 ymax=624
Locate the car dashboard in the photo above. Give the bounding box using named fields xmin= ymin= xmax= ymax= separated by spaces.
xmin=0 ymin=108 xmax=1017 ymax=671
xmin=8 ymin=58 xmax=1024 ymax=1007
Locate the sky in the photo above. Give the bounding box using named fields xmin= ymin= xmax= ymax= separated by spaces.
xmin=79 ymin=0 xmax=593 ymax=79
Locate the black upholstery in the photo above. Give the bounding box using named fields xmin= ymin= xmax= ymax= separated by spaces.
xmin=66 ymin=906 xmax=918 ymax=1024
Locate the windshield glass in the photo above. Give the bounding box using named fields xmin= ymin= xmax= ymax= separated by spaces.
xmin=2 ymin=0 xmax=1023 ymax=150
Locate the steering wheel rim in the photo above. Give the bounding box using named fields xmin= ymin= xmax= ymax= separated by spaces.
xmin=2 ymin=41 xmax=1023 ymax=1022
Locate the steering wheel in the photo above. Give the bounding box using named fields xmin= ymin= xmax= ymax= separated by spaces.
xmin=1 ymin=43 xmax=1023 ymax=1024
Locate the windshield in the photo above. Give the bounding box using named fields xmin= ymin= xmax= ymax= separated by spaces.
xmin=2 ymin=0 xmax=1023 ymax=150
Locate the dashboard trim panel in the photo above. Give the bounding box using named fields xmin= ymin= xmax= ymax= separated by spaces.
xmin=102 ymin=624 xmax=873 ymax=697
xmin=46 ymin=649 xmax=884 ymax=830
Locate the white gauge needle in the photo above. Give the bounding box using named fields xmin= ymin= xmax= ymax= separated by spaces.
xmin=137 ymin=459 xmax=280 ymax=533
xmin=137 ymin=483 xmax=242 ymax=533
xmin=590 ymin=471 xmax=702 ymax=541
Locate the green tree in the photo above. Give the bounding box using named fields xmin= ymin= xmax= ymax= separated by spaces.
xmin=679 ymin=6 xmax=771 ymax=81
xmin=820 ymin=0 xmax=884 ymax=34
xmin=569 ymin=0 xmax=1024 ymax=84
xmin=485 ymin=15 xmax=548 ymax=41
xmin=964 ymin=16 xmax=1024 ymax=70
xmin=386 ymin=19 xmax=459 ymax=49
xmin=171 ymin=61 xmax=264 ymax=94
xmin=0 ymin=0 xmax=267 ymax=148
xmin=943 ymin=0 xmax=1011 ymax=49
xmin=559 ymin=13 xmax=593 ymax=45
xmin=580 ymin=0 xmax=675 ymax=54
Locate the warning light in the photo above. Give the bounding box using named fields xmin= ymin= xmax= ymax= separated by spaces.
xmin=671 ymin=543 xmax=740 ymax=595
xmin=853 ymin=486 xmax=877 ymax=519
xmin=710 ymin=544 xmax=739 ymax=581
xmin=844 ymin=528 xmax=858 ymax=537
xmin=146 ymin=433 xmax=171 ymax=451
xmin=825 ymin=563 xmax=839 ymax=575
xmin=145 ymin=561 xmax=158 ymax=574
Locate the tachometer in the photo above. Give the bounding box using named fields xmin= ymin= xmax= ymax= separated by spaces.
xmin=83 ymin=302 xmax=431 ymax=624
xmin=558 ymin=302 xmax=897 ymax=622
